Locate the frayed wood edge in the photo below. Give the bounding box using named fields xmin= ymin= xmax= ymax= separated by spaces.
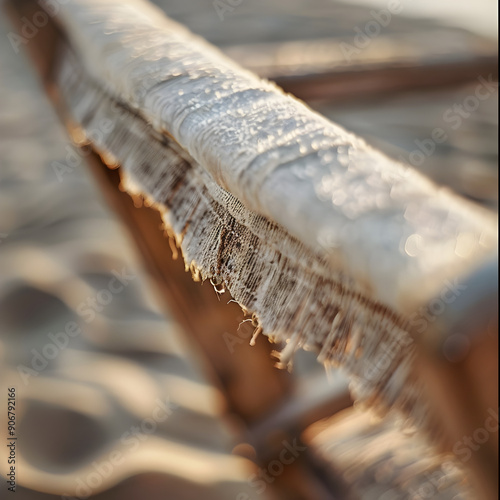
xmin=55 ymin=45 xmax=435 ymax=437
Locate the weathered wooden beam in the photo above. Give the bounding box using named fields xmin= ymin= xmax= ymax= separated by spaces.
xmin=6 ymin=0 xmax=497 ymax=481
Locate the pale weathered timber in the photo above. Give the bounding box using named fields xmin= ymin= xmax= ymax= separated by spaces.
xmin=32 ymin=0 xmax=499 ymax=435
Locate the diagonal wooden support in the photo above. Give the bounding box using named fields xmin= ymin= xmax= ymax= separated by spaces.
xmin=415 ymin=259 xmax=498 ymax=499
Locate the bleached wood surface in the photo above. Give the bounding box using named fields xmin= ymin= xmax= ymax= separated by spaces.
xmin=50 ymin=0 xmax=496 ymax=429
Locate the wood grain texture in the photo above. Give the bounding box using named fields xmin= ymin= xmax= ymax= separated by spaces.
xmin=22 ymin=0 xmax=498 ymax=438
